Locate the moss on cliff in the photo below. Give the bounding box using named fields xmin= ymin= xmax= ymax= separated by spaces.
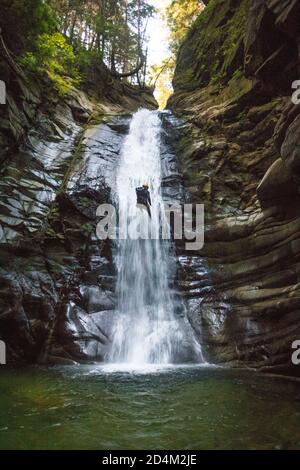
xmin=173 ymin=0 xmax=249 ymax=92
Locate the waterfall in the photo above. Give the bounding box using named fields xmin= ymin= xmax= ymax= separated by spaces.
xmin=107 ymin=109 xmax=202 ymax=366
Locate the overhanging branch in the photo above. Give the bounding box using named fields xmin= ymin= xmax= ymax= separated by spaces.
xmin=110 ymin=53 xmax=146 ymax=79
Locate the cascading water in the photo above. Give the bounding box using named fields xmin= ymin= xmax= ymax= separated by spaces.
xmin=107 ymin=109 xmax=202 ymax=366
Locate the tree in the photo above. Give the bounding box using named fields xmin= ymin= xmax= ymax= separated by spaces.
xmin=48 ymin=0 xmax=155 ymax=85
xmin=0 ymin=0 xmax=57 ymax=55
xmin=149 ymin=57 xmax=175 ymax=109
xmin=164 ymin=0 xmax=204 ymax=54
xmin=20 ymin=32 xmax=80 ymax=95
xmin=149 ymin=0 xmax=205 ymax=108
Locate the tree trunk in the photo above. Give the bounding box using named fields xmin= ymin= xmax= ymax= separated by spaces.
xmin=70 ymin=11 xmax=78 ymax=43
xmin=111 ymin=54 xmax=145 ymax=79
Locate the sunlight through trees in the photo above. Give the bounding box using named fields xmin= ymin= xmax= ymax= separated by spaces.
xmin=149 ymin=0 xmax=205 ymax=108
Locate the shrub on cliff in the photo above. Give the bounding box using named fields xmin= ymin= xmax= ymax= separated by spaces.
xmin=0 ymin=0 xmax=57 ymax=55
xmin=20 ymin=33 xmax=81 ymax=96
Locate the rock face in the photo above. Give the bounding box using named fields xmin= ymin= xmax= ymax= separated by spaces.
xmin=0 ymin=52 xmax=157 ymax=364
xmin=0 ymin=105 xmax=125 ymax=364
xmin=169 ymin=0 xmax=300 ymax=374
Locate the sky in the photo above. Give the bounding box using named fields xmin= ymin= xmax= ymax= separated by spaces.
xmin=147 ymin=0 xmax=171 ymax=67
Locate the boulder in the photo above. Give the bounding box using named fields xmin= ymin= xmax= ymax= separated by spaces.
xmin=257 ymin=158 xmax=299 ymax=208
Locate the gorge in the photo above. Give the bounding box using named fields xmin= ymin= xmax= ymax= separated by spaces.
xmin=1 ymin=0 xmax=300 ymax=451
xmin=2 ymin=0 xmax=300 ymax=375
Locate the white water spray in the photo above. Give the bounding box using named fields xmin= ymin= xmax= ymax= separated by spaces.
xmin=107 ymin=109 xmax=202 ymax=366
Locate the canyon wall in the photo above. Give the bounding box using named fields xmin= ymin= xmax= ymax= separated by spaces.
xmin=169 ymin=0 xmax=300 ymax=374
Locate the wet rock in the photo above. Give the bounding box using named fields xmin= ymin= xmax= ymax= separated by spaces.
xmin=80 ymin=286 xmax=115 ymax=313
xmin=57 ymin=302 xmax=111 ymax=361
xmin=257 ymin=158 xmax=299 ymax=209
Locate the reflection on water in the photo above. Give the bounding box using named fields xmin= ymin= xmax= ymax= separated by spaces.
xmin=0 ymin=366 xmax=300 ymax=450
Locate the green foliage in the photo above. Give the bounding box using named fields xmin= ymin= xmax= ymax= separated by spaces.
xmin=49 ymin=0 xmax=155 ymax=85
xmin=148 ymin=1 xmax=204 ymax=108
xmin=20 ymin=33 xmax=80 ymax=96
xmin=0 ymin=0 xmax=57 ymax=54
xmin=3 ymin=1 xmax=156 ymax=89
xmin=232 ymin=69 xmax=244 ymax=81
xmin=220 ymin=1 xmax=248 ymax=79
xmin=77 ymin=49 xmax=101 ymax=70
xmin=165 ymin=0 xmax=204 ymax=54
xmin=21 ymin=0 xmax=58 ymax=41
xmin=149 ymin=58 xmax=175 ymax=109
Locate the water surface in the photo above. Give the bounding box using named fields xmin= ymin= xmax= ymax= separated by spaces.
xmin=0 ymin=365 xmax=300 ymax=450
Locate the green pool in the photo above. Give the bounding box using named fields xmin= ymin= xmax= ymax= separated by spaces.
xmin=0 ymin=365 xmax=300 ymax=450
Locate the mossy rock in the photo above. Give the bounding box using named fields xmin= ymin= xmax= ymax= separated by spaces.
xmin=173 ymin=0 xmax=249 ymax=92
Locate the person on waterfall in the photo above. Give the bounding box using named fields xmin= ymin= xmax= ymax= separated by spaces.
xmin=136 ymin=183 xmax=152 ymax=218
